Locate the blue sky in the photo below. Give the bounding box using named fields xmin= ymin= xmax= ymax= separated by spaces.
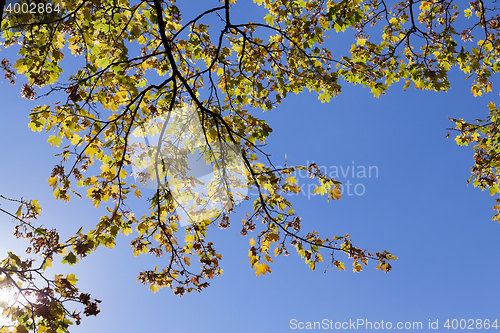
xmin=1 ymin=1 xmax=500 ymax=332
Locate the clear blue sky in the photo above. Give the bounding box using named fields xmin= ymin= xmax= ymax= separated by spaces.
xmin=1 ymin=1 xmax=500 ymax=332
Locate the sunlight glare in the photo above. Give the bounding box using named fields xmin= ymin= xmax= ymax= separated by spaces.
xmin=0 ymin=287 xmax=15 ymax=327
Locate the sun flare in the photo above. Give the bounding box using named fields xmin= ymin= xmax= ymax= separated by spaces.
xmin=0 ymin=287 xmax=16 ymax=327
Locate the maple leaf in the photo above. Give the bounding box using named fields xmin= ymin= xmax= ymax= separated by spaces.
xmin=255 ymin=263 xmax=272 ymax=277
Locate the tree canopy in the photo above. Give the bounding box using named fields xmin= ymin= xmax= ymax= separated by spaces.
xmin=1 ymin=0 xmax=499 ymax=332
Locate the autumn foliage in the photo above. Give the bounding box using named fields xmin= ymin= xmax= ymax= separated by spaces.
xmin=2 ymin=0 xmax=499 ymax=331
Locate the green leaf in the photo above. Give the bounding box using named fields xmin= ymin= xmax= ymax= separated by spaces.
xmin=96 ymin=57 xmax=111 ymax=69
xmin=8 ymin=252 xmax=21 ymax=267
xmin=62 ymin=252 xmax=78 ymax=266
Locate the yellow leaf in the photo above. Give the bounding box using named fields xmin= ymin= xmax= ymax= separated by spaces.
xmin=420 ymin=1 xmax=431 ymax=11
xmin=185 ymin=234 xmax=194 ymax=243
xmin=123 ymin=228 xmax=133 ymax=236
xmin=249 ymin=238 xmax=255 ymax=247
xmin=86 ymin=145 xmax=98 ymax=157
xmin=386 ymin=254 xmax=398 ymax=260
xmin=71 ymin=134 xmax=82 ymax=145
xmin=138 ymin=36 xmax=147 ymax=45
xmin=48 ymin=177 xmax=58 ymax=190
xmin=47 ymin=135 xmax=62 ymax=147
xmin=15 ymin=204 xmax=23 ymax=217
xmin=56 ymin=33 xmax=65 ymax=47
xmin=31 ymin=200 xmax=41 ymax=214
xmin=149 ymin=284 xmax=160 ymax=293
xmin=471 ymin=85 xmax=482 ymax=97
xmin=255 ymin=263 xmax=272 ymax=277
xmin=141 ymin=60 xmax=152 ymax=71
xmin=66 ymin=274 xmax=78 ymax=285
xmin=42 ymin=257 xmax=53 ymax=270
xmin=255 ymin=162 xmax=265 ymax=170
xmin=356 ymin=39 xmax=366 ymax=46
xmin=134 ymin=189 xmax=142 ymax=198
